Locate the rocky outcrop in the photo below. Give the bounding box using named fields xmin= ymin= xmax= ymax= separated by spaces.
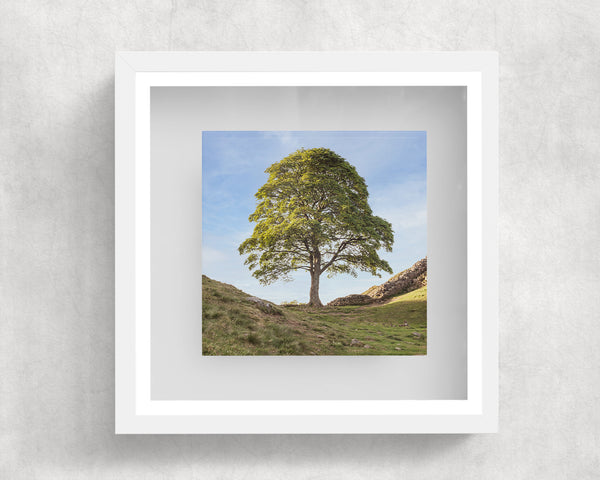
xmin=247 ymin=296 xmax=282 ymax=315
xmin=362 ymin=257 xmax=427 ymax=300
xmin=326 ymin=258 xmax=427 ymax=306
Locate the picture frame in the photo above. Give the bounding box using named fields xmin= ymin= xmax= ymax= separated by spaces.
xmin=115 ymin=51 xmax=498 ymax=433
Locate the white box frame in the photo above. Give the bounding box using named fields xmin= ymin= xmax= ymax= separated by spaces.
xmin=115 ymin=51 xmax=498 ymax=434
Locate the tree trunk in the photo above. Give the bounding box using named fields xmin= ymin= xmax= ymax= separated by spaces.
xmin=309 ymin=269 xmax=322 ymax=307
xmin=308 ymin=250 xmax=323 ymax=307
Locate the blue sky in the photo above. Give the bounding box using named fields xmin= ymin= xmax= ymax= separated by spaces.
xmin=202 ymin=131 xmax=426 ymax=304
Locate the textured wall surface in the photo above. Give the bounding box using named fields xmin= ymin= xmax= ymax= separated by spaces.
xmin=1 ymin=1 xmax=599 ymax=478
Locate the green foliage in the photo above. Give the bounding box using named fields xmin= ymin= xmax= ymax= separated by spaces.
xmin=281 ymin=300 xmax=304 ymax=306
xmin=238 ymin=148 xmax=394 ymax=303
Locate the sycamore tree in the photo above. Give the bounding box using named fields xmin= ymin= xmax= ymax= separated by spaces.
xmin=238 ymin=147 xmax=394 ymax=307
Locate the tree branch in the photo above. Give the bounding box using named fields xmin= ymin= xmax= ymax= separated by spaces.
xmin=320 ymin=240 xmax=349 ymax=274
xmin=270 ymin=249 xmax=310 ymax=259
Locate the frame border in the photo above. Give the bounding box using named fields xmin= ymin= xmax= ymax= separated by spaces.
xmin=115 ymin=52 xmax=498 ymax=434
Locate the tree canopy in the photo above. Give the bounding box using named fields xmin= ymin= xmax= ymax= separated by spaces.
xmin=238 ymin=147 xmax=394 ymax=307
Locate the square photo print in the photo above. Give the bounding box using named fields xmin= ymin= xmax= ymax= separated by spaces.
xmin=202 ymin=131 xmax=427 ymax=355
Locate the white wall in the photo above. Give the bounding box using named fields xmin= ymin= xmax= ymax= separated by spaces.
xmin=2 ymin=1 xmax=599 ymax=478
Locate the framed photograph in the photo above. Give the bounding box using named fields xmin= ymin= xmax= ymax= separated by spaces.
xmin=115 ymin=51 xmax=498 ymax=433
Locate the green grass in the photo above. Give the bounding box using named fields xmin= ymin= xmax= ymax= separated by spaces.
xmin=202 ymin=275 xmax=427 ymax=356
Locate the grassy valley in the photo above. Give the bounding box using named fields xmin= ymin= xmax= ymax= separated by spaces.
xmin=202 ymin=275 xmax=427 ymax=356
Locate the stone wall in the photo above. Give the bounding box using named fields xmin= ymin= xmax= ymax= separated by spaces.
xmin=327 ymin=294 xmax=376 ymax=307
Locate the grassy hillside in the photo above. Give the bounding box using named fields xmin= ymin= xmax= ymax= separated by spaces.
xmin=202 ymin=275 xmax=427 ymax=356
